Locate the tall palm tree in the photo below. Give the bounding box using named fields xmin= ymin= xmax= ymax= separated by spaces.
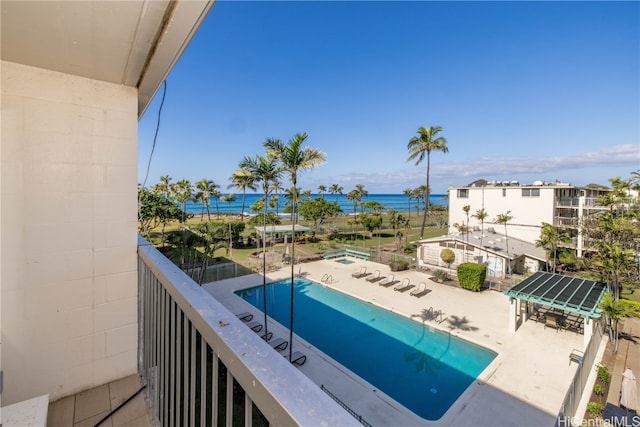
xmin=318 ymin=184 xmax=326 ymax=198
xmin=195 ymin=178 xmax=219 ymax=222
xmin=228 ymin=168 xmax=257 ymax=222
xmin=328 ymin=183 xmax=343 ymax=203
xmin=354 ymin=184 xmax=368 ymax=215
xmin=271 ymin=180 xmax=283 ymax=216
xmin=240 ymin=153 xmax=282 ymax=340
xmin=346 ymin=189 xmax=361 ymax=239
xmin=462 ymin=205 xmax=471 ymax=261
xmin=172 ymin=179 xmax=193 ymax=223
xmin=403 ymin=188 xmax=413 ymax=218
xmin=473 ymin=208 xmax=489 ymax=248
xmin=264 ymin=132 xmax=326 ymax=363
xmin=407 ymin=126 xmax=448 ymax=239
xmin=495 ymin=211 xmax=513 ymax=275
xmin=211 ymin=188 xmax=221 ymax=219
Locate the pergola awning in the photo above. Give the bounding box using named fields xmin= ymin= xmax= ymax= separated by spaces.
xmin=504 ymin=271 xmax=607 ymax=318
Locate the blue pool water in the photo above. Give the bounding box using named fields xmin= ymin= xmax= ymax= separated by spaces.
xmin=335 ymin=258 xmax=355 ymax=264
xmin=236 ymin=278 xmax=497 ymax=420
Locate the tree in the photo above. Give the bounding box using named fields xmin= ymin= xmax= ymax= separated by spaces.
xmin=388 ymin=209 xmax=410 ymax=252
xmin=194 ymin=178 xmax=219 ymax=222
xmin=172 ymin=179 xmax=193 ymax=223
xmin=264 ymin=132 xmax=326 ymax=363
xmin=228 ymin=168 xmax=257 ymax=222
xmin=329 ymin=183 xmax=343 ymax=203
xmin=407 ymin=126 xmax=448 ymax=239
xmin=317 ymin=185 xmax=326 ymax=198
xmin=403 ymin=188 xmax=413 ymax=218
xmin=599 ymin=293 xmax=625 ymax=353
xmin=298 ymin=197 xmax=341 ymax=239
xmin=535 ymin=222 xmax=570 ymax=273
xmin=440 ymin=248 xmax=455 ymax=268
xmin=462 ymin=205 xmax=471 ymax=261
xmin=495 ymin=211 xmax=513 ymax=274
xmin=472 ymin=208 xmax=489 ymax=248
xmin=137 ymin=187 xmax=183 ymax=243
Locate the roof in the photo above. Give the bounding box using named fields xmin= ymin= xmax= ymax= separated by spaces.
xmin=504 ymin=271 xmax=607 ymax=318
xmin=1 ymin=0 xmax=213 ymax=117
xmin=255 ymin=225 xmax=310 ymax=235
xmin=417 ymin=231 xmax=547 ymax=262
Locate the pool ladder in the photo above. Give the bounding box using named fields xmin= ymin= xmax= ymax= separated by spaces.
xmin=321 ymin=274 xmax=333 ymax=284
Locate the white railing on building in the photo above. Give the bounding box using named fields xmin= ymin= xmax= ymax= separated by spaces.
xmin=137 ymin=237 xmax=359 ymax=427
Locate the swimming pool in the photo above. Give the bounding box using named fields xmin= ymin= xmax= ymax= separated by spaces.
xmin=235 ymin=277 xmax=497 ymax=420
xmin=334 ymin=258 xmax=354 ymax=264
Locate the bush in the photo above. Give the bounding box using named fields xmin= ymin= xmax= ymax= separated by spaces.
xmin=587 ymin=402 xmax=604 ymax=417
xmin=597 ymin=364 xmax=610 ymax=385
xmin=620 ymin=299 xmax=640 ymax=318
xmin=440 ymin=248 xmax=455 ymax=267
xmin=457 ymin=263 xmax=487 ymax=292
xmin=433 ymin=269 xmax=450 ymax=282
xmin=389 ymin=260 xmax=409 ymax=271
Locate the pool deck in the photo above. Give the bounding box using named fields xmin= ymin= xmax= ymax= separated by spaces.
xmin=204 ymin=258 xmax=586 ymax=426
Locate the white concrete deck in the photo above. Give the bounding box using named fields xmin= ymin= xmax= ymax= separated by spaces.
xmin=203 ymin=258 xmax=585 ymax=426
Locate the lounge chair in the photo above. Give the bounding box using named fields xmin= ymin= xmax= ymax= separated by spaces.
xmin=236 ymin=312 xmax=253 ymax=322
xmin=269 ymin=337 xmax=288 ymax=351
xmin=285 ymin=351 xmax=307 ymax=366
xmin=394 ymin=278 xmax=414 ymax=293
xmin=379 ymin=274 xmax=398 ymax=287
xmin=365 ymin=270 xmax=385 ymax=283
xmin=246 ymin=321 xmax=262 ymax=332
xmin=410 ymin=282 xmax=431 ymax=298
xmin=351 ymin=267 xmax=369 ymax=279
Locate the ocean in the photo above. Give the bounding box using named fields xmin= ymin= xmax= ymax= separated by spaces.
xmin=184 ymin=193 xmax=447 ymax=216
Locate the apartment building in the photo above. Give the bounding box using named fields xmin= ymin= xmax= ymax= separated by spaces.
xmin=448 ymin=180 xmax=611 ymax=257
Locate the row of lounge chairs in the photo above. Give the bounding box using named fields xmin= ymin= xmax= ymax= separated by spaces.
xmin=351 ymin=268 xmax=432 ymax=298
xmin=236 ymin=312 xmax=306 ymax=366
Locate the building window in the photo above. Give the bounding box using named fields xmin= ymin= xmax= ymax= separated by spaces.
xmin=457 ymin=189 xmax=469 ymax=198
xmin=522 ymin=188 xmax=540 ymax=197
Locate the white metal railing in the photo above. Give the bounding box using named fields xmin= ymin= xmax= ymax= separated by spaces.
xmin=137 ymin=237 xmax=358 ymax=426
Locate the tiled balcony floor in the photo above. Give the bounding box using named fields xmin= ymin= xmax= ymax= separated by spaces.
xmin=47 ymin=374 xmax=155 ymax=427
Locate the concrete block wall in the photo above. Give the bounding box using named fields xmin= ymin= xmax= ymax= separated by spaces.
xmin=1 ymin=61 xmax=138 ymax=404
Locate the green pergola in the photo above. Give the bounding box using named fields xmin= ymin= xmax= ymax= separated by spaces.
xmin=504 ymin=271 xmax=607 ymax=318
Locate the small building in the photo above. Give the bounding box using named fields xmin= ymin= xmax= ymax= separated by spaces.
xmin=416 ymin=230 xmax=547 ymax=278
xmin=254 ymin=224 xmax=310 ymax=244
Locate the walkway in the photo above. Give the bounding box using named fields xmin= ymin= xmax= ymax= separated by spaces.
xmin=47 ymin=374 xmax=153 ymax=427
xmin=605 ymin=317 xmax=640 ymax=409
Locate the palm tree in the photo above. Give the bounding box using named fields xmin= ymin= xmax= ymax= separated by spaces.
xmin=264 ymin=132 xmax=326 ymax=363
xmin=329 ymin=183 xmax=343 ymax=203
xmin=195 ymin=178 xmax=219 ymax=221
xmin=354 ymin=184 xmax=368 ymax=214
xmin=495 ymin=211 xmax=513 ymax=275
xmin=211 ymin=188 xmax=221 ymax=219
xmin=271 ymin=180 xmax=283 ymax=216
xmin=220 ymin=193 xmax=237 ymax=256
xmin=535 ymin=222 xmax=570 ymax=273
xmin=462 ymin=205 xmax=471 ymax=262
xmin=172 ymin=179 xmax=193 ymax=223
xmin=346 ymin=189 xmax=361 ymax=239
xmin=153 ymin=175 xmax=172 ymax=198
xmin=403 ymin=188 xmax=413 ymax=218
xmin=228 ymin=168 xmax=257 ymax=222
xmin=318 ymin=185 xmax=326 ymax=198
xmin=472 ymin=208 xmax=489 ymax=248
xmin=407 ymin=126 xmax=448 ymax=239
xmin=240 ymin=153 xmax=282 ymax=339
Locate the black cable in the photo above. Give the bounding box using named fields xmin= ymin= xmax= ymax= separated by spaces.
xmin=141 ymin=80 xmax=167 ymax=191
xmin=94 ymin=384 xmax=147 ymax=427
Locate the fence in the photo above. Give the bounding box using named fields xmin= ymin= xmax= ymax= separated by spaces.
xmin=555 ymin=317 xmax=605 ymax=426
xmin=137 ymin=237 xmax=360 ymax=426
xmin=321 ymin=385 xmax=372 ymax=427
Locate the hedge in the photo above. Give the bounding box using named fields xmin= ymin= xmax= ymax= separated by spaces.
xmin=457 ymin=262 xmax=487 ymax=292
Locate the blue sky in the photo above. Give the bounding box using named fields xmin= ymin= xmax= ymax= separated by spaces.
xmin=138 ymin=1 xmax=639 ymax=194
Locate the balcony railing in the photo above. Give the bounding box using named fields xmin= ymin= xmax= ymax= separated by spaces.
xmin=137 ymin=237 xmax=359 ymax=426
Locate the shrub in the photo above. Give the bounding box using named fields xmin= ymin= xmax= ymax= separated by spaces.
xmin=389 ymin=260 xmax=409 ymax=271
xmin=593 ymin=384 xmax=604 ymax=402
xmin=433 ymin=269 xmax=450 ymax=282
xmin=597 ymin=364 xmax=610 ymax=385
xmin=440 ymin=248 xmax=455 ymax=267
xmin=587 ymin=402 xmax=604 ymax=417
xmin=457 ymin=263 xmax=486 ymax=292
xmin=620 ymin=299 xmax=640 ymax=318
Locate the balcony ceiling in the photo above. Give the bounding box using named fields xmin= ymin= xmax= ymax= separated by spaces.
xmin=1 ymin=0 xmax=213 ymax=117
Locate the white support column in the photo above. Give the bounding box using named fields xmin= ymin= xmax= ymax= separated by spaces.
xmin=508 ymin=298 xmax=518 ymax=333
xmin=583 ymin=317 xmax=593 ymax=350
